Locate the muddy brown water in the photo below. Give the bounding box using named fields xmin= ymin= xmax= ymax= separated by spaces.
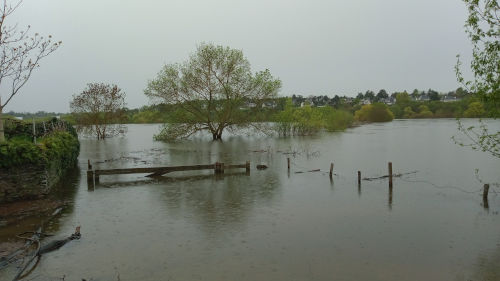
xmin=1 ymin=119 xmax=499 ymax=280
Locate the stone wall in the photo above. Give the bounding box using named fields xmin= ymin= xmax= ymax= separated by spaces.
xmin=0 ymin=118 xmax=79 ymax=203
xmin=0 ymin=162 xmax=67 ymax=203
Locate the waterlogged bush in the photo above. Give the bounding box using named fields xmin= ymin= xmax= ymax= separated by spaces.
xmin=274 ymin=101 xmax=353 ymax=136
xmin=354 ymin=103 xmax=394 ymax=122
xmin=319 ymin=107 xmax=353 ymax=131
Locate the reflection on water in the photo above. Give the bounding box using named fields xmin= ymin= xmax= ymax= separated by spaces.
xmin=469 ymin=239 xmax=500 ymax=281
xmin=1 ymin=120 xmax=499 ymax=281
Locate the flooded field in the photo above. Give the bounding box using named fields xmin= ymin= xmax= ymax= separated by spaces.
xmin=1 ymin=119 xmax=499 ymax=280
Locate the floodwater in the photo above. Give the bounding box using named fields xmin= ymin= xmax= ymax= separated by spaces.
xmin=1 ymin=119 xmax=500 ymax=281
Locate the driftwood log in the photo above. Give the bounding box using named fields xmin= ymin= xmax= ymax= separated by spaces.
xmin=0 ymin=206 xmax=63 ymax=269
xmin=38 ymin=226 xmax=81 ymax=255
xmin=11 ymin=226 xmax=81 ymax=281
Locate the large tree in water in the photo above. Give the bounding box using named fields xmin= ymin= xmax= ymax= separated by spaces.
xmin=145 ymin=43 xmax=281 ymax=141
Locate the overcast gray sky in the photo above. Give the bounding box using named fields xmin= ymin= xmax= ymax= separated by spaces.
xmin=4 ymin=0 xmax=473 ymax=113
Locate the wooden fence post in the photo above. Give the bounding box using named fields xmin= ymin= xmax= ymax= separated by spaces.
xmin=483 ymin=184 xmax=490 ymax=200
xmin=388 ymin=162 xmax=393 ymax=188
xmin=87 ymin=159 xmax=94 ymax=189
xmin=287 ymin=158 xmax=290 ymax=170
xmin=329 ymin=163 xmax=334 ymax=179
xmin=246 ymin=161 xmax=250 ymax=174
xmin=358 ymin=171 xmax=361 ymax=185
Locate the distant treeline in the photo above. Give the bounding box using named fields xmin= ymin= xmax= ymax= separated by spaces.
xmin=5 ymin=87 xmax=491 ymax=127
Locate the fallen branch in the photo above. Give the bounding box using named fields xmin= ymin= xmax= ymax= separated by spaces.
xmin=294 ymin=169 xmax=321 ymax=174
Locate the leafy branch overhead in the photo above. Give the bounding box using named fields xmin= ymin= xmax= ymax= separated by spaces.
xmin=0 ymin=0 xmax=61 ymax=142
xmin=0 ymin=0 xmax=61 ymax=108
xmin=455 ymin=0 xmax=500 ymax=158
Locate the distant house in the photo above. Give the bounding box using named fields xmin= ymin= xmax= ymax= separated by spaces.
xmin=362 ymin=99 xmax=371 ymax=105
xmin=300 ymin=101 xmax=314 ymax=107
xmin=240 ymin=101 xmax=257 ymax=110
xmin=262 ymin=102 xmax=277 ymax=109
xmin=442 ymin=95 xmax=459 ymax=102
xmin=14 ymin=116 xmax=23 ymax=120
xmin=418 ymin=94 xmax=430 ymax=101
xmin=342 ymin=97 xmax=354 ymax=104
xmin=382 ymin=97 xmax=395 ymax=105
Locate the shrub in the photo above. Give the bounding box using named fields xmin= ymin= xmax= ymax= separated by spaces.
xmin=464 ymin=101 xmax=486 ymax=118
xmin=415 ymin=105 xmax=433 ymax=118
xmin=354 ymin=103 xmax=394 ymax=122
xmin=274 ymin=99 xmax=354 ymax=136
xmin=0 ymin=120 xmax=79 ymax=169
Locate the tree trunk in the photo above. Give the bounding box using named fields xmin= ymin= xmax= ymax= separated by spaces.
xmin=0 ymin=104 xmax=4 ymax=142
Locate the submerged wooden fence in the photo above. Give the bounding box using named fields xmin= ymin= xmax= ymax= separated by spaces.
xmin=87 ymin=160 xmax=250 ymax=185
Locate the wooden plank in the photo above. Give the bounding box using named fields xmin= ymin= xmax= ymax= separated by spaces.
xmin=94 ymin=163 xmax=250 ymax=178
xmin=225 ymin=164 xmax=247 ymax=169
xmin=95 ymin=164 xmax=215 ymax=176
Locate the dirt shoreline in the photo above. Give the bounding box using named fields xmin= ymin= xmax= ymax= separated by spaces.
xmin=0 ymin=198 xmax=68 ymax=227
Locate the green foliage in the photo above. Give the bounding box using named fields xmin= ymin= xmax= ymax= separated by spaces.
xmin=0 ymin=118 xmax=79 ymax=169
xmin=354 ymin=103 xmax=394 ymax=122
xmin=273 ymin=99 xmax=353 ymax=136
xmin=145 ymin=43 xmax=281 ymax=140
xmin=0 ymin=131 xmax=79 ymax=169
xmin=395 ymin=92 xmax=411 ymax=106
xmin=464 ymin=101 xmax=486 ymax=118
xmin=454 ymin=120 xmax=500 ymax=158
xmin=388 ymin=96 xmax=491 ymax=119
xmin=456 ymin=0 xmax=499 ymax=115
xmin=415 ymin=105 xmax=433 ymax=118
xmin=453 ymin=0 xmax=499 ymax=158
xmin=403 ymin=106 xmax=415 ymax=118
xmin=131 ymin=110 xmax=164 ymax=123
xmin=0 ymin=138 xmax=44 ymax=167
